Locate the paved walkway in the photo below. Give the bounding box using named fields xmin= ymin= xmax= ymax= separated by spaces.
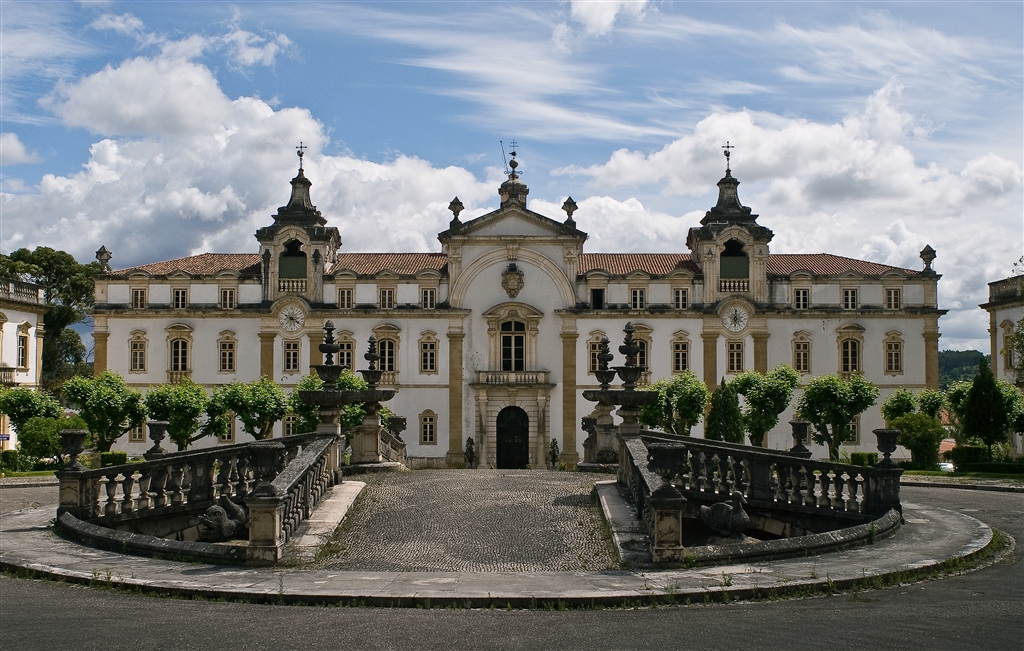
xmin=0 ymin=472 xmax=999 ymax=607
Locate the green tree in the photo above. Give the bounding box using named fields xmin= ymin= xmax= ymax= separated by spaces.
xmin=705 ymin=379 xmax=744 ymax=444
xmin=1004 ymin=316 xmax=1024 ymax=383
xmin=0 ymin=386 xmax=62 ymax=432
xmin=0 ymin=247 xmax=99 ymax=394
xmin=891 ymin=412 xmax=945 ymax=468
xmin=962 ymin=360 xmax=1008 ymax=457
xmin=288 ymin=374 xmax=325 ymax=435
xmin=144 ymin=379 xmax=212 ymax=450
xmin=916 ymin=388 xmax=946 ymax=420
xmin=796 ymin=374 xmax=879 ymax=462
xmin=996 ymin=379 xmax=1024 ymax=433
xmin=880 ymin=388 xmax=917 ymax=425
xmin=217 ymin=377 xmax=290 ymax=440
xmin=639 ymin=371 xmax=709 ymax=435
xmin=732 ymin=365 xmax=800 ymax=447
xmin=16 ymin=415 xmax=88 ymax=464
xmin=64 ymin=371 xmax=146 ymax=452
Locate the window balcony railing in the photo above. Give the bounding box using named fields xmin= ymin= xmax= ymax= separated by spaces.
xmin=379 ymin=371 xmax=399 ymax=386
xmin=0 ymin=279 xmax=44 ymax=305
xmin=719 ymin=279 xmax=749 ymax=293
xmin=476 ymin=370 xmax=550 ymax=385
xmin=278 ymin=279 xmax=307 ymax=294
xmin=167 ymin=370 xmax=192 ymax=384
xmin=0 ymin=366 xmax=15 ymax=387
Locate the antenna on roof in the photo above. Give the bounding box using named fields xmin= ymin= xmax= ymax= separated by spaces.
xmin=500 ymin=141 xmax=509 ymax=174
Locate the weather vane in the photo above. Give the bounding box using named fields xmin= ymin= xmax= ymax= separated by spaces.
xmin=722 ymin=141 xmax=734 ymax=172
xmin=296 ymin=142 xmax=307 ymax=171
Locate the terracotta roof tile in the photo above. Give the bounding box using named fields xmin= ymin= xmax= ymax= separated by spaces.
xmin=767 ymin=253 xmax=919 ymax=277
xmin=328 ymin=253 xmax=448 ymax=276
xmin=579 ymin=254 xmax=699 ymax=275
xmin=108 ymin=253 xmax=262 ymax=277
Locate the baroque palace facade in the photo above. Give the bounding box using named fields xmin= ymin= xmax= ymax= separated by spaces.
xmin=93 ymin=151 xmax=943 ymax=467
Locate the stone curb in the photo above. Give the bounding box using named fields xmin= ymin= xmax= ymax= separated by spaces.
xmin=0 ymin=478 xmax=59 ymax=489
xmin=901 ymin=480 xmax=1024 ymax=494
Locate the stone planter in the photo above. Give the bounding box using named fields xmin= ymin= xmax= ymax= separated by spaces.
xmin=59 ymin=429 xmax=89 ymax=471
xmin=144 ymin=421 xmax=170 ymax=460
xmin=873 ymin=428 xmax=900 ymax=468
xmin=789 ymin=419 xmax=812 ymax=457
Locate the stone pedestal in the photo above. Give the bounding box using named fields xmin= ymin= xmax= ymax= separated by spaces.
xmin=316 ymin=406 xmax=343 ymax=437
xmin=350 ymin=412 xmax=384 ymax=464
xmin=246 ymin=493 xmax=285 ymax=562
xmin=649 ymin=495 xmax=688 ymax=559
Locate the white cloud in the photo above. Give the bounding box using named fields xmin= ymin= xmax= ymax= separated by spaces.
xmin=570 ymin=0 xmax=648 ymax=36
xmin=89 ymin=13 xmax=144 ymax=36
xmin=221 ymin=29 xmax=291 ymax=68
xmin=0 ymin=133 xmax=41 ymax=165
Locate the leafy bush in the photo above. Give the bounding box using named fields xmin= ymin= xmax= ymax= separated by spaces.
xmin=639 ymin=371 xmax=709 ymax=436
xmin=100 ymin=451 xmax=128 ymax=467
xmin=956 ymin=462 xmax=1024 ymax=475
xmin=732 ymin=365 xmax=800 ymax=447
xmin=850 ymin=452 xmax=878 ymax=467
xmin=0 ymin=387 xmax=62 ymax=432
xmin=947 ymin=445 xmax=989 ymax=466
xmin=17 ymin=415 xmax=89 ymax=464
xmin=891 ymin=413 xmax=945 ymax=467
xmin=881 ymin=388 xmax=916 ymax=424
xmin=0 ymin=449 xmax=36 ymax=471
xmin=144 ymin=379 xmax=212 ymax=450
xmin=705 ymin=380 xmax=743 ymax=443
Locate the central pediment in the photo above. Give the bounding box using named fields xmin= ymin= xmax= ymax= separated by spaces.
xmin=439 ymin=205 xmax=587 ymax=243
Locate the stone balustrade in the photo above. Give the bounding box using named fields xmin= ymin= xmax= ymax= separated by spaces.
xmin=380 ymin=427 xmax=407 ymax=464
xmin=719 ymin=278 xmax=749 ymax=293
xmin=0 ymin=278 xmax=44 ymax=304
xmin=476 ymin=370 xmax=550 ymax=385
xmin=278 ymin=278 xmax=307 ymax=293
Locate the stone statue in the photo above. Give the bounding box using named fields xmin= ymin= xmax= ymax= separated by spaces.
xmin=198 ymin=495 xmax=249 ymax=542
xmin=699 ymin=492 xmax=750 ymax=538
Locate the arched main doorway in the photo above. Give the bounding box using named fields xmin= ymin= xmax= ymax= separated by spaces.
xmin=496 ymin=406 xmax=529 ymax=469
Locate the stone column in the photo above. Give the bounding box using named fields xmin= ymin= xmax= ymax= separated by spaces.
xmin=92 ymin=331 xmax=109 ymax=376
xmin=701 ymin=331 xmax=719 ymax=390
xmin=648 ymin=494 xmax=687 ymax=562
xmin=307 ymin=329 xmax=321 ymax=374
xmin=247 ymin=493 xmax=285 ymax=562
xmin=988 ymin=311 xmax=998 ymax=376
xmin=34 ymin=324 xmax=45 ymax=386
xmin=259 ymin=332 xmax=276 ymax=378
xmin=753 ymin=332 xmax=769 ymax=373
xmin=560 ymin=330 xmax=579 ymax=468
xmin=923 ymin=322 xmax=940 ymax=390
xmin=445 ymin=330 xmax=465 ymax=466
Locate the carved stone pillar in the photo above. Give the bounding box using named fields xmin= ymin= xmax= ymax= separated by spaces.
xmin=923 ymin=323 xmax=940 ymax=390
xmin=560 ymin=329 xmax=579 ymax=468
xmin=445 ymin=330 xmax=465 ymax=466
xmin=259 ymin=332 xmax=276 ymax=378
xmin=702 ymin=331 xmax=719 ymax=390
xmin=753 ymin=332 xmax=769 ymax=373
xmin=92 ymin=331 xmax=109 ymax=376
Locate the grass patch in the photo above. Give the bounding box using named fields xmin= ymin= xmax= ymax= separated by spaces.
xmin=0 ymin=470 xmax=58 ymax=478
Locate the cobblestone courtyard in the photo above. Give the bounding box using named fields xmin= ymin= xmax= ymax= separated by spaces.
xmin=306 ymin=470 xmax=618 ymax=572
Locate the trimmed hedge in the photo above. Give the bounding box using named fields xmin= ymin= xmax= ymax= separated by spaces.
xmin=100 ymin=451 xmax=128 ymax=467
xmin=850 ymin=452 xmax=879 ymax=467
xmin=957 ymin=462 xmax=1024 ymax=475
xmin=946 ymin=445 xmax=989 ymax=465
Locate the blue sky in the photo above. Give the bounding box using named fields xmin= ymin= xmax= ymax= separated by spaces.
xmin=1 ymin=1 xmax=1021 ymax=350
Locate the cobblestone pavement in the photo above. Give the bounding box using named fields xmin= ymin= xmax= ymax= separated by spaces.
xmin=0 ymin=484 xmax=55 ymax=514
xmin=308 ymin=469 xmax=618 ymax=572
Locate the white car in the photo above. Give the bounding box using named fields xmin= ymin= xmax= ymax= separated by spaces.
xmin=938 ymin=462 xmax=955 ymax=473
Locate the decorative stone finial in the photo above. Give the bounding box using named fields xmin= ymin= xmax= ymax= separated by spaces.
xmin=95 ymin=245 xmax=112 ymax=272
xmin=364 ymin=335 xmax=380 ymax=371
xmin=448 ymin=196 xmax=464 ymax=226
xmin=562 ymin=197 xmax=578 ymax=227
xmin=920 ymin=245 xmax=936 ymax=273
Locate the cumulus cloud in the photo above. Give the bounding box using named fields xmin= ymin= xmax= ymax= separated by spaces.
xmin=221 ymin=29 xmax=291 ymax=68
xmin=89 ymin=13 xmax=144 ymax=36
xmin=0 ymin=133 xmax=41 ymax=165
xmin=570 ymin=0 xmax=648 ymax=36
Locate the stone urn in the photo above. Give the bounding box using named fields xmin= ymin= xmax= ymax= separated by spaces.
xmin=144 ymin=421 xmax=170 ymax=460
xmin=250 ymin=440 xmax=286 ymax=496
xmin=873 ymin=428 xmax=900 ymax=468
xmin=789 ymin=419 xmax=812 ymax=458
xmin=59 ymin=429 xmax=90 ymax=471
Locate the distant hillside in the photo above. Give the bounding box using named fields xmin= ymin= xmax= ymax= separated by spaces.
xmin=938 ymin=350 xmax=989 ymax=390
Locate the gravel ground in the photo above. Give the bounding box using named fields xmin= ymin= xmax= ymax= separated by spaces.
xmin=307 ymin=469 xmax=618 ymax=572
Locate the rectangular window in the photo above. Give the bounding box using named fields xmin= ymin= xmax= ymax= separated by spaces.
xmin=378 ymin=339 xmax=396 ymax=372
xmin=728 ymin=341 xmax=744 ymax=373
xmin=673 ymin=341 xmax=688 ymax=373
xmin=172 ymin=288 xmax=188 ymax=309
xmin=170 ymin=339 xmax=188 ymax=372
xmin=421 ymin=288 xmax=436 ymax=309
xmin=219 ymin=415 xmax=236 ymax=444
xmin=420 ymin=341 xmax=436 ymax=373
xmin=630 ymin=288 xmax=646 ymax=310
xmin=673 ymin=288 xmax=688 ymax=310
xmin=128 ymin=424 xmax=145 ymax=443
xmin=131 ymin=288 xmax=147 ymax=309
xmin=589 ymin=340 xmax=602 ymax=373
xmin=500 ymin=321 xmax=526 ymax=372
xmin=338 ymin=340 xmax=353 ymax=369
xmin=130 ymin=340 xmax=147 ymax=372
xmin=379 ymin=288 xmax=395 ymax=309
xmin=219 ymin=288 xmax=236 ymax=309
xmin=841 ymin=339 xmax=860 ymax=373
xmin=283 ymin=414 xmax=297 ymax=437
xmin=842 ymin=288 xmax=858 ymax=310
xmin=17 ymin=335 xmax=29 ymax=369
xmin=886 ymin=340 xmax=903 ymax=374
xmin=885 ymin=288 xmax=901 ymax=310
xmin=338 ymin=288 xmax=354 ymax=309
xmin=591 ymin=288 xmax=605 ymax=310
xmin=284 ymin=340 xmax=300 ymax=372
xmin=794 ymin=288 xmax=809 ymax=310
xmin=421 ymin=415 xmax=436 ymax=444
xmin=844 ymin=417 xmax=860 ymax=445
xmin=793 ymin=341 xmax=810 ymax=373
xmin=220 ymin=340 xmax=235 ymax=372
xmin=637 ymin=340 xmax=648 ymax=370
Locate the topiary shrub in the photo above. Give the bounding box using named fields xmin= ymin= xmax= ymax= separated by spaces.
xmin=100 ymin=451 xmax=128 ymax=467
xmin=957 ymin=462 xmax=1024 ymax=475
xmin=948 ymin=445 xmax=989 ymax=466
xmin=850 ymin=452 xmax=879 ymax=467
xmin=891 ymin=413 xmax=945 ymax=468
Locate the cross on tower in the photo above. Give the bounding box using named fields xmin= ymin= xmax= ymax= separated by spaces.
xmin=509 ymin=139 xmax=518 ymax=158
xmin=296 ymin=142 xmax=307 ymax=170
xmin=722 ymin=141 xmax=734 ymax=172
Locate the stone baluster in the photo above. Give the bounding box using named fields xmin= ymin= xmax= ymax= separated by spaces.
xmin=217 ymin=457 xmax=234 ymax=498
xmin=120 ymin=472 xmax=136 ymax=513
xmin=845 ymin=472 xmax=860 ymax=512
xmin=801 ymin=467 xmax=817 ymax=507
xmin=831 ymin=470 xmax=846 ymax=510
xmin=190 ymin=458 xmax=214 ymax=504
xmin=235 ymin=455 xmax=251 ymax=496
xmin=151 ymin=465 xmax=168 ymax=508
xmin=817 ymin=470 xmax=833 ymax=509
xmin=169 ymin=464 xmax=185 ymax=505
xmin=103 ymin=474 xmax=119 ymax=516
xmin=137 ymin=472 xmax=153 ymax=510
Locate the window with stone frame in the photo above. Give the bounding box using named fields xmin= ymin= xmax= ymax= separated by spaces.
xmin=129 ymin=331 xmax=147 ymax=373
xmin=379 ymin=288 xmax=395 ymax=309
xmin=283 ymin=414 xmax=298 ymax=437
xmin=885 ymin=288 xmax=902 ymax=310
xmin=728 ymin=341 xmax=744 ymax=373
xmin=793 ymin=287 xmax=810 ymax=310
xmin=1003 ymin=321 xmax=1017 ymax=370
xmin=673 ymin=287 xmax=689 ymax=310
xmin=671 ymin=330 xmax=690 ymax=374
xmin=419 ymin=410 xmax=437 ymax=444
xmin=884 ymin=331 xmax=904 ymax=375
xmin=128 ymin=424 xmax=146 ymax=443
xmin=172 ymin=288 xmax=188 ymax=309
xmin=590 ymin=288 xmax=605 ymax=310
xmin=587 ymin=331 xmax=606 ymax=374
xmin=170 ymin=338 xmax=189 ymax=372
xmin=792 ymin=333 xmax=811 ymax=374
xmin=841 ymin=339 xmax=860 ymax=374
xmin=336 ymin=330 xmax=355 ymax=370
xmin=283 ymin=339 xmax=301 ymax=373
xmin=219 ymin=288 xmax=237 ymax=309
xmin=630 ymin=288 xmax=646 ymax=310
xmin=842 ymin=288 xmax=859 ymax=310
xmin=632 ymin=324 xmax=652 ymax=384
xmin=843 ymin=416 xmax=861 ymax=446
xmin=218 ymin=331 xmax=236 ymax=373
xmin=338 ymin=288 xmax=354 ymax=309
xmin=219 ymin=414 xmax=236 ymax=444
xmin=17 ymin=332 xmax=29 ymax=369
xmin=421 ymin=288 xmax=436 ymax=309
xmin=377 ymin=337 xmax=398 ymax=373
xmin=500 ymin=320 xmax=526 ymax=371
xmin=419 ymin=331 xmax=438 ymax=374
xmin=131 ymin=288 xmax=147 ymax=309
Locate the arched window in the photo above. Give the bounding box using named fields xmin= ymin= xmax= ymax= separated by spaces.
xmin=671 ymin=330 xmax=691 ymax=374
xmin=165 ymin=323 xmax=193 ymax=383
xmin=420 ymin=410 xmax=437 ymax=444
xmin=279 ymin=240 xmax=307 ymax=278
xmin=792 ymin=331 xmax=812 ymax=374
xmin=884 ymin=331 xmax=904 ymax=375
xmin=501 ymin=320 xmax=526 ymax=371
xmin=129 ymin=330 xmax=148 ymax=373
xmin=720 ymin=239 xmax=749 ymax=279
xmin=587 ymin=330 xmax=607 ymax=374
xmin=836 ymin=325 xmax=864 ymax=376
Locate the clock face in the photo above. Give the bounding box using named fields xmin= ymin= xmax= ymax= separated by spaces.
xmin=723 ymin=306 xmax=749 ymax=332
xmin=279 ymin=306 xmax=305 ymax=332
